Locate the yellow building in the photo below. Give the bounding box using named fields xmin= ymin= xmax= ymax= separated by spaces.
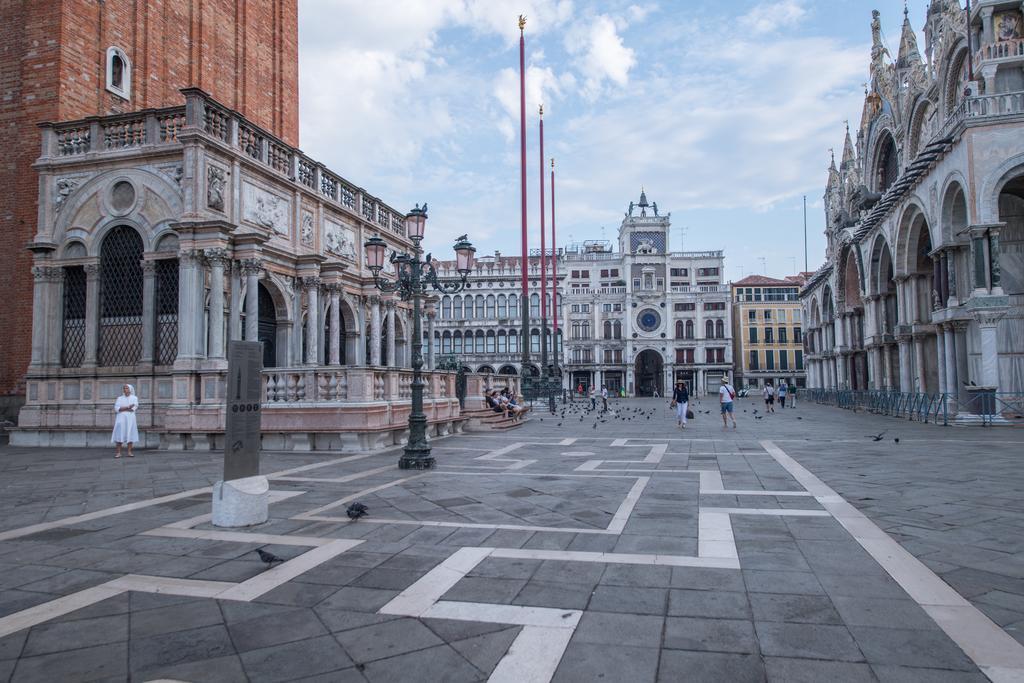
xmin=731 ymin=275 xmax=808 ymax=391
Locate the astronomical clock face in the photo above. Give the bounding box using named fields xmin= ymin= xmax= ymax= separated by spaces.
xmin=637 ymin=309 xmax=661 ymax=333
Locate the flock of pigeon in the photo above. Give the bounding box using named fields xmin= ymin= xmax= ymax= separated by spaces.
xmin=255 ymin=501 xmax=370 ymax=567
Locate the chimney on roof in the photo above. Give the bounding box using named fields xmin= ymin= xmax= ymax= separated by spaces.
xmin=495 ymin=250 xmax=501 ymax=259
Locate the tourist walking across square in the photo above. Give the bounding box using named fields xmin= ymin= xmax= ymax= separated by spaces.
xmin=671 ymin=380 xmax=689 ymax=429
xmin=720 ymin=377 xmax=737 ymax=429
xmin=600 ymin=385 xmax=609 ymax=412
xmin=589 ymin=385 xmax=597 ymax=410
xmin=778 ymin=381 xmax=787 ymax=409
xmin=763 ymin=382 xmax=775 ymax=413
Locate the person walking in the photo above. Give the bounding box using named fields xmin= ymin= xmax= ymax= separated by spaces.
xmin=778 ymin=381 xmax=787 ymax=409
xmin=589 ymin=384 xmax=597 ymax=410
xmin=720 ymin=377 xmax=737 ymax=429
xmin=577 ymin=382 xmax=584 ymax=399
xmin=671 ymin=380 xmax=689 ymax=429
xmin=112 ymin=384 xmax=139 ymax=458
xmin=789 ymin=382 xmax=797 ymax=408
xmin=600 ymin=385 xmax=609 ymax=412
xmin=763 ymin=381 xmax=775 ymax=413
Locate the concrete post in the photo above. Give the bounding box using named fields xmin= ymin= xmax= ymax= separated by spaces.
xmin=898 ymin=336 xmax=913 ymax=392
xmin=943 ymin=324 xmax=958 ymax=410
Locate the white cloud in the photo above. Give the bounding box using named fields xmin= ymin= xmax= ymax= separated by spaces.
xmin=739 ymin=0 xmax=808 ymax=36
xmin=565 ymin=14 xmax=637 ymax=98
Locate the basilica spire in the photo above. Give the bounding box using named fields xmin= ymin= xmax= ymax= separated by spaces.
xmin=841 ymin=122 xmax=856 ymax=169
xmin=897 ymin=2 xmax=922 ymax=70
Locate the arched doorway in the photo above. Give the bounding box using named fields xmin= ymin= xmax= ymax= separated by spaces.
xmin=258 ymin=283 xmax=277 ymax=368
xmin=498 ymin=365 xmax=518 ymax=375
xmin=635 ymin=350 xmax=663 ymax=397
xmin=98 ymin=225 xmax=144 ymax=366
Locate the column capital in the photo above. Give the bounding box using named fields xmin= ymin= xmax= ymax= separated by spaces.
xmin=178 ymin=248 xmax=203 ymax=267
xmin=301 ymin=276 xmax=322 ymax=291
xmin=369 ymin=294 xmax=382 ymax=306
xmin=325 ymin=282 xmax=343 ymax=296
xmin=140 ymin=259 xmax=158 ymax=275
xmin=239 ymin=257 xmax=263 ymax=276
xmin=83 ymin=262 xmax=100 ymax=277
xmin=203 ymin=247 xmax=231 ymax=267
xmin=974 ymin=310 xmax=1006 ymax=327
xmin=952 ymin=319 xmax=971 ymax=332
xmin=31 ymin=265 xmax=63 ymax=282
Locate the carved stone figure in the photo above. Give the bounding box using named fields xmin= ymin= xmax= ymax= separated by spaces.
xmin=54 ymin=178 xmax=78 ymax=212
xmin=207 ymin=166 xmax=226 ymax=212
xmin=242 ymin=183 xmax=289 ymax=234
xmin=301 ymin=212 xmax=314 ymax=246
xmin=324 ymin=220 xmax=357 ymax=259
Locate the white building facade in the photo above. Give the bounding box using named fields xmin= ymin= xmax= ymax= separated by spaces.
xmin=562 ymin=192 xmax=732 ymax=397
xmin=801 ymin=2 xmax=1024 ymax=413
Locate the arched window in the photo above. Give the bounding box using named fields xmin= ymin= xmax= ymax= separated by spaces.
xmin=454 ymin=295 xmax=464 ymax=319
xmin=497 ymin=330 xmax=507 ymax=353
xmin=99 ymin=226 xmax=144 ymax=366
xmin=876 ymin=133 xmax=899 ymax=192
xmin=486 ymin=295 xmax=496 ymax=319
xmin=530 ymin=293 xmax=540 ymax=318
xmin=675 ymin=320 xmax=684 ymax=339
xmin=508 ymin=294 xmax=518 ymax=319
xmin=442 ymin=331 xmax=452 ymax=354
xmin=442 ymin=296 xmax=451 ymax=319
xmin=476 ymin=331 xmax=485 ymax=353
xmin=705 ymin=319 xmax=714 ymax=339
xmin=509 ymin=329 xmax=519 ymax=353
xmin=531 ymin=329 xmax=540 ymax=353
xmin=715 ymin=319 xmax=725 ymax=338
xmin=581 ymin=321 xmax=590 ymax=339
xmin=433 ymin=332 xmax=441 ymax=357
xmin=476 ymin=295 xmax=485 ymax=320
xmin=685 ymin=320 xmax=694 ymax=339
xmin=155 ymin=258 xmax=179 ymax=364
xmin=497 ymin=294 xmax=507 ymax=319
xmin=61 ymin=266 xmax=87 ymax=367
xmin=453 ymin=331 xmax=463 ymax=354
xmin=604 ymin=320 xmax=612 ymax=339
xmin=105 ymin=47 xmax=131 ymax=99
xmin=614 ymin=321 xmax=622 ymax=339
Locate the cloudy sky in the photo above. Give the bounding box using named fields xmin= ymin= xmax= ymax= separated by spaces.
xmin=297 ymin=0 xmax=933 ymax=280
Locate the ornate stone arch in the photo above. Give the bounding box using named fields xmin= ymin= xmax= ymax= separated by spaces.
xmin=940 ymin=41 xmax=971 ymax=118
xmin=940 ymin=173 xmax=970 ymax=243
xmin=868 ymin=233 xmax=893 ymax=296
xmin=979 ymin=153 xmax=1024 ymax=223
xmin=895 ymin=202 xmax=933 ymax=277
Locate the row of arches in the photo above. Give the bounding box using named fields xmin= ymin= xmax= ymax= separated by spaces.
xmin=434 ymin=328 xmax=562 ymax=356
xmin=438 ymin=292 xmax=563 ymax=321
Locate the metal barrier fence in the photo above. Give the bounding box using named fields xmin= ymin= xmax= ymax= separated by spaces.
xmin=806 ymin=389 xmax=1024 ymax=426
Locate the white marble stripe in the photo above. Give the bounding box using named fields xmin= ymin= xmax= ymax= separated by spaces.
xmin=715 ymin=490 xmax=814 ymax=497
xmin=271 ymin=464 xmax=396 ymax=483
xmin=760 ymin=440 xmax=1024 ymax=681
xmin=558 ymin=438 xmax=577 ymax=445
xmin=424 ymin=601 xmax=582 ymax=629
xmin=488 ymin=625 xmax=575 ymax=683
xmin=108 ymin=574 xmax=235 ymax=598
xmin=610 ymin=438 xmax=628 ymax=447
xmin=142 ymin=527 xmax=334 ymax=547
xmin=700 ymin=507 xmax=831 ymax=517
xmin=606 ymin=477 xmax=650 ymax=533
xmin=294 ymin=474 xmax=429 ymax=519
xmin=379 ymin=547 xmax=494 ymax=618
xmin=216 ymin=539 xmax=364 ymax=602
xmin=0 ymin=583 xmax=124 ymax=639
xmin=477 ymin=443 xmax=526 ymax=460
xmin=699 ymin=470 xmax=725 ymax=491
xmin=301 ymin=516 xmax=617 ymax=535
xmin=489 ymin=548 xmax=740 ymax=569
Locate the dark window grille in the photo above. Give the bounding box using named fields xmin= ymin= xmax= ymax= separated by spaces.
xmin=155 ymin=259 xmax=179 ymax=365
xmin=61 ymin=266 xmax=87 ymax=367
xmin=98 ymin=226 xmax=144 ymax=366
xmin=258 ymin=284 xmax=277 ymax=368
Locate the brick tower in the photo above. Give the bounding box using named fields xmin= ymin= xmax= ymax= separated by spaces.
xmin=0 ymin=0 xmax=298 ymax=418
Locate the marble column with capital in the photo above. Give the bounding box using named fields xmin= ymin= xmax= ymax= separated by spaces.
xmin=240 ymin=258 xmax=263 ymax=344
xmin=943 ymin=324 xmax=958 ymax=407
xmin=176 ymin=250 xmax=203 ymax=361
xmin=139 ymin=260 xmax=157 ymax=364
xmin=204 ymin=249 xmax=229 ymax=360
xmin=83 ymin=263 xmax=100 ymax=367
xmin=935 ymin=327 xmax=947 ymax=396
xmin=913 ymin=335 xmax=926 ymax=392
xmin=29 ymin=265 xmax=63 ymax=368
xmin=303 ymin=277 xmax=321 ymax=366
xmin=954 ymin=321 xmax=970 ymax=402
xmin=329 ymin=286 xmax=342 ymax=366
xmin=370 ymin=296 xmax=382 ymax=366
xmin=898 ymin=336 xmax=913 ymax=392
xmin=385 ymin=301 xmax=396 ymax=368
xmin=228 ymin=261 xmax=242 ymax=342
xmin=426 ymin=309 xmax=436 ymax=370
xmin=976 ymin=313 xmax=1004 ymax=389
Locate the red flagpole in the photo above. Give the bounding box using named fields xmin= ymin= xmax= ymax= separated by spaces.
xmin=539 ymin=105 xmax=548 ymax=371
xmin=518 ymin=15 xmax=530 ymax=365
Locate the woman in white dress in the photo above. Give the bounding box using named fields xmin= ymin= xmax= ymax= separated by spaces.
xmin=112 ymin=384 xmax=139 ymax=458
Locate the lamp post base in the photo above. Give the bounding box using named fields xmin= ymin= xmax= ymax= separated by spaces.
xmin=399 ymin=448 xmax=435 ymax=470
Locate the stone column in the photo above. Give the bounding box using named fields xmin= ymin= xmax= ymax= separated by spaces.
xmin=970 ymin=227 xmax=990 ymax=294
xmin=176 ymin=250 xmax=202 ymax=361
xmin=913 ymin=335 xmax=926 ymax=392
xmin=139 ymin=260 xmax=157 ymax=364
xmin=946 ymin=250 xmax=959 ymax=307
xmin=385 ymin=300 xmax=396 ymax=368
xmin=229 ymin=261 xmax=242 ymax=341
xmin=29 ymin=266 xmax=61 ymax=368
xmin=328 ymin=285 xmax=342 ymax=366
xmin=988 ymin=227 xmax=1003 ymax=295
xmin=240 ymin=258 xmax=262 ymax=343
xmin=943 ymin=324 xmax=958 ymax=407
xmin=953 ymin=321 xmax=970 ymax=402
xmin=898 ymin=335 xmax=913 ymax=392
xmin=370 ymin=296 xmax=382 ymax=366
xmin=290 ymin=279 xmax=303 ymax=365
xmin=83 ymin=263 xmax=100 ymax=367
xmin=426 ymin=309 xmax=436 ymax=370
xmin=303 ymin=277 xmax=321 ymax=365
xmin=204 ymin=249 xmax=228 ymax=360
xmin=976 ymin=312 xmax=1004 ymax=389
xmin=935 ymin=327 xmax=947 ymax=396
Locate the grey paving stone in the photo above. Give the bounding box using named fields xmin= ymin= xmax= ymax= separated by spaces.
xmin=360 ymin=643 xmax=483 ymax=683
xmin=129 ymin=598 xmax=224 ymax=638
xmin=764 ymin=656 xmax=875 ymax=683
xmin=422 ymin=618 xmax=518 ymax=643
xmin=554 ymin=642 xmax=659 ymax=683
xmin=22 ymin=614 xmax=127 ymax=656
xmin=333 ymin=617 xmax=443 ymax=664
xmin=588 ymin=585 xmax=668 ymax=615
xmin=870 ymin=664 xmax=990 ymax=682
xmin=657 ymin=650 xmax=765 ymax=683
xmin=0 ymin=631 xmax=27 ymax=661
xmin=448 ymin=627 xmax=519 ymax=674
xmin=15 ymin=568 xmax=113 ymax=596
xmin=444 ymin=576 xmax=527 ymax=604
xmin=227 ymin=607 xmax=328 ymax=653
xmin=313 ymin=608 xmax=400 ymax=634
xmin=670 ymin=567 xmax=745 ymax=592
xmin=600 ymin=564 xmax=673 ymax=588
xmin=349 ymin=568 xmax=425 ymax=591
xmin=848 ymin=626 xmax=976 ymax=670
xmin=742 ymin=570 xmax=826 ymax=595
xmin=572 ymin=612 xmax=664 ymax=648
xmin=669 ymin=589 xmax=751 ymax=619
xmin=130 ymin=624 xmax=236 ymax=674
xmin=9 ymin=642 xmax=127 ymax=683
xmin=754 ymin=622 xmax=864 ymax=662
xmin=748 ymin=592 xmax=842 ymax=624
xmin=663 ymin=616 xmax=758 ymax=654
xmin=317 ymin=586 xmax=399 ymax=613
xmin=132 ymin=654 xmax=249 ymax=683
xmin=830 ymin=596 xmax=938 ymax=630
xmin=816 ymin=572 xmax=908 ymax=599
xmin=240 ymin=635 xmax=354 ymax=683
xmin=253 ymin=580 xmax=339 ymax=608
xmin=468 ymin=557 xmax=541 ymax=580
xmin=512 ymin=580 xmax=594 ymax=609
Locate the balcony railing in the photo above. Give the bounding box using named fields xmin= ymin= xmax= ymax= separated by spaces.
xmin=974 ymin=37 xmax=1024 ymax=72
xmin=261 ymin=367 xmax=454 ymax=404
xmin=41 ymin=89 xmax=408 ymax=238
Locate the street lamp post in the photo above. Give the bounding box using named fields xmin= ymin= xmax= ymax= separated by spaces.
xmin=365 ymin=205 xmax=476 ymax=470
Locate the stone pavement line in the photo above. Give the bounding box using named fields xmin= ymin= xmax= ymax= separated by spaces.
xmin=761 ymin=439 xmax=1024 ymax=683
xmin=292 ymin=473 xmax=430 ymax=519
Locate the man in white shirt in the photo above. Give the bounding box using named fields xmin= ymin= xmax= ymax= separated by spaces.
xmin=720 ymin=377 xmax=737 ymax=429
xmin=600 ymin=385 xmax=609 ymax=412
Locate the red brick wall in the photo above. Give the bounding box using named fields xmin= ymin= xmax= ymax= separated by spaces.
xmin=0 ymin=0 xmax=298 ymax=401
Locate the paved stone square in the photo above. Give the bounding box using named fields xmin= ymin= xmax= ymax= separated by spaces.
xmin=1 ymin=397 xmax=1023 ymax=682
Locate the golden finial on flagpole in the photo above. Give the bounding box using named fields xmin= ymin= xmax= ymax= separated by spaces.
xmin=551 ymin=157 xmax=555 ymax=168
xmin=518 ymin=14 xmax=527 ymax=31
xmin=539 ymin=104 xmax=543 ymax=117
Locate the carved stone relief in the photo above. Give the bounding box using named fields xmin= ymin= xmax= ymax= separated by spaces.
xmin=207 ymin=166 xmax=226 ymax=212
xmin=301 ymin=211 xmax=315 ymax=247
xmin=242 ymin=182 xmax=289 ymax=235
xmin=54 ymin=178 xmax=79 ymax=213
xmin=324 ymin=219 xmax=357 ymax=259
